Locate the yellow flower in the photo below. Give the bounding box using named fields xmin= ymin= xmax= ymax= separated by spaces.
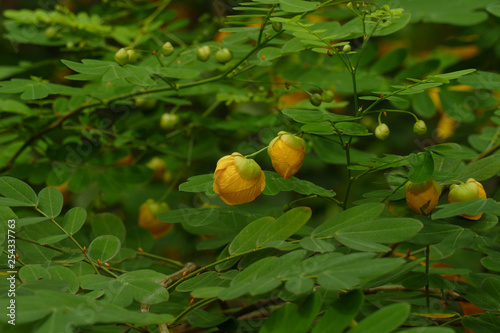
xmin=448 ymin=178 xmax=487 ymax=220
xmin=405 ymin=178 xmax=442 ymax=215
xmin=138 ymin=199 xmax=172 ymax=238
xmin=268 ymin=131 xmax=306 ymax=180
xmin=213 ymin=152 xmax=265 ymax=205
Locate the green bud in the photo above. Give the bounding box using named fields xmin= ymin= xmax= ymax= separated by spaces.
xmin=375 ymin=123 xmax=390 ymax=140
xmin=233 ymin=156 xmax=262 ymax=179
xmin=126 ymin=49 xmax=140 ymax=63
xmin=114 ymin=48 xmax=129 ymax=66
xmin=162 ymin=42 xmax=174 ymax=56
xmin=197 ymin=45 xmax=211 ymax=62
xmin=413 ymin=120 xmax=427 ymax=135
xmin=343 ymin=44 xmax=351 ymax=53
xmin=272 ymin=21 xmax=283 ymax=32
xmin=322 ymin=90 xmax=334 ymax=103
xmin=215 ymin=48 xmax=233 ymax=63
xmin=160 ymin=113 xmax=180 ymax=130
xmin=45 ymin=27 xmax=57 ymax=39
xmin=310 ymin=93 xmax=322 ymax=107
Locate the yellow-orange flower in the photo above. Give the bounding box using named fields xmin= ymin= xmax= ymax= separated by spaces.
xmin=138 ymin=199 xmax=172 ymax=238
xmin=405 ymin=178 xmax=442 ymax=215
xmin=268 ymin=131 xmax=306 ymax=180
xmin=448 ymin=178 xmax=487 ymax=220
xmin=213 ymin=152 xmax=265 ymax=205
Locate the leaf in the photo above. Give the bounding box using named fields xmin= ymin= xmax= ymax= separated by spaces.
xmin=63 ymin=207 xmax=87 ymax=235
xmin=256 ymin=207 xmax=311 ymax=247
xmin=37 ymin=187 xmax=63 ymax=218
xmin=432 ymin=198 xmax=498 ymax=220
xmin=312 ymin=290 xmax=363 ymax=333
xmin=46 ymin=266 xmax=79 ymax=294
xmin=188 ymin=309 xmax=228 ymax=328
xmin=178 ymin=174 xmax=213 ymax=193
xmin=455 ymin=281 xmax=500 ymax=310
xmin=260 ymin=292 xmax=321 ymax=333
xmin=19 ymin=264 xmax=51 ymax=281
xmin=313 ymin=203 xmax=385 ymax=237
xmin=91 ymin=213 xmax=126 ymax=243
xmin=335 ymin=218 xmax=423 ymax=248
xmin=229 ymin=217 xmax=275 ymax=255
xmin=285 ymin=276 xmax=314 ymax=295
xmin=300 ymin=237 xmax=336 ymax=253
xmin=458 ymin=70 xmax=500 ymax=90
xmin=0 ymin=176 xmax=37 ymax=206
xmin=347 ymin=302 xmax=410 ymax=333
xmin=408 ymin=152 xmax=434 ymax=183
xmin=426 ymin=143 xmax=477 ymax=159
xmin=262 ymin=171 xmax=335 ymax=197
xmin=370 ymin=48 xmax=408 ymax=75
xmin=457 ymin=155 xmax=500 ymax=181
xmin=279 ymin=0 xmax=319 ymax=13
xmin=37 ymin=234 xmax=70 ymax=245
xmin=335 ymin=122 xmax=371 ymax=136
xmin=88 ymin=235 xmax=121 ymax=263
xmin=462 ymin=315 xmax=500 ymax=333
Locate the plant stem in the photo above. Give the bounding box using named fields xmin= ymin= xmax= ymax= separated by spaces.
xmin=425 ymin=244 xmax=430 ymax=308
xmin=136 ymin=251 xmax=184 ymax=269
xmin=169 ymin=298 xmax=218 ymax=326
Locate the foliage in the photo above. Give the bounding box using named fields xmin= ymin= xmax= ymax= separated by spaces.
xmin=0 ymin=0 xmax=499 ymax=332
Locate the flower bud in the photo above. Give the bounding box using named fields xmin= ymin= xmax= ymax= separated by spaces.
xmin=114 ymin=48 xmax=129 ymax=66
xmin=45 ymin=27 xmax=57 ymax=39
xmin=322 ymin=90 xmax=334 ymax=103
xmin=146 ymin=157 xmax=166 ymax=180
xmin=138 ymin=199 xmax=172 ymax=238
xmin=448 ymin=178 xmax=487 ymax=220
xmin=310 ymin=93 xmax=322 ymax=106
xmin=272 ymin=21 xmax=283 ymax=32
xmin=405 ymin=178 xmax=441 ymax=215
xmin=375 ymin=123 xmax=390 ymax=140
xmin=160 ymin=113 xmax=180 ymax=130
xmin=197 ymin=45 xmax=211 ymax=62
xmin=343 ymin=44 xmax=351 ymax=53
xmin=126 ymin=49 xmax=140 ymax=63
xmin=413 ymin=120 xmax=427 ymax=135
xmin=162 ymin=42 xmax=174 ymax=56
xmin=268 ymin=131 xmax=307 ymax=180
xmin=213 ymin=153 xmax=265 ymax=205
xmin=215 ymin=48 xmax=233 ymax=64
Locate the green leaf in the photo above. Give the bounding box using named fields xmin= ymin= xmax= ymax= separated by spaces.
xmin=19 ymin=264 xmax=51 ymax=281
xmin=0 ymin=176 xmax=37 ymax=206
xmin=455 ymin=281 xmax=500 ymax=310
xmin=262 ymin=171 xmax=335 ymax=197
xmin=158 ymin=208 xmax=219 ymax=227
xmin=426 ymin=143 xmax=477 ymax=159
xmin=63 ymin=207 xmax=87 ymax=235
xmin=279 ymin=0 xmax=319 ymax=13
xmin=68 ymin=168 xmax=92 ymax=192
xmin=312 ymin=290 xmax=363 ymax=333
xmin=347 ymin=302 xmax=410 ymax=333
xmin=318 ymin=272 xmax=359 ymax=290
xmin=301 ymin=122 xmax=336 ymax=135
xmin=229 ymin=217 xmax=275 ymax=255
xmin=37 ymin=187 xmax=63 ymax=218
xmin=398 ymin=327 xmax=455 ymax=333
xmin=260 ymin=292 xmax=321 ymax=333
xmin=313 ymin=203 xmax=385 ymax=237
xmin=335 ymin=122 xmax=371 ymax=136
xmin=88 ymin=235 xmax=121 ymax=263
xmin=462 ymin=315 xmax=500 ymax=333
xmin=457 ymin=155 xmax=500 ymax=181
xmin=300 ymin=237 xmax=336 ymax=253
xmin=285 ymin=276 xmax=314 ymax=295
xmin=458 ymin=70 xmax=500 ymax=90
xmin=432 ymin=199 xmax=498 ymax=219
xmin=440 ymin=228 xmax=475 ymax=250
xmin=178 ymin=174 xmax=213 ymax=193
xmin=256 ymin=207 xmax=312 ymax=247
xmin=408 ymin=152 xmax=434 ymax=183
xmin=46 ymin=266 xmax=79 ymax=294
xmin=188 ymin=309 xmax=228 ymax=328
xmin=91 ymin=213 xmax=126 ymax=243
xmin=335 ymin=218 xmax=423 ymax=249
xmin=177 ymin=272 xmax=226 ymax=292
xmin=412 ymin=92 xmax=437 ymax=118
xmin=370 ymin=48 xmax=408 ymax=75
xmin=37 ymin=234 xmax=69 ymax=245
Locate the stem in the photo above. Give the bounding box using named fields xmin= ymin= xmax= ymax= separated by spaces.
xmin=169 ymin=298 xmax=218 ymax=326
xmin=35 ymin=207 xmax=100 ymax=275
xmin=244 ymin=146 xmax=268 ymax=158
xmin=167 ymin=248 xmax=268 ymax=292
xmin=425 ymin=244 xmax=430 ymax=308
xmin=136 ymin=251 xmax=184 ymax=269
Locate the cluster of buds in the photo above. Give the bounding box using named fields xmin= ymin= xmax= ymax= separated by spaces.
xmin=213 ymin=132 xmax=307 ymax=205
xmin=405 ymin=177 xmax=487 ymax=220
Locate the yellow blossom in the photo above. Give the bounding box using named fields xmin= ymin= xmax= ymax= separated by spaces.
xmin=213 ymin=152 xmax=265 ymax=205
xmin=138 ymin=199 xmax=172 ymax=238
xmin=268 ymin=131 xmax=306 ymax=180
xmin=448 ymin=178 xmax=487 ymax=220
xmin=405 ymin=178 xmax=442 ymax=215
